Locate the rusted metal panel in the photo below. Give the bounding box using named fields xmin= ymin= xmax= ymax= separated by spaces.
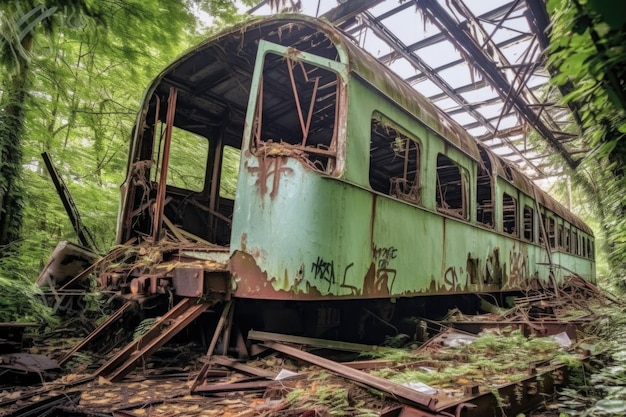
xmin=37 ymin=241 xmax=99 ymax=288
xmin=172 ymin=266 xmax=204 ymax=297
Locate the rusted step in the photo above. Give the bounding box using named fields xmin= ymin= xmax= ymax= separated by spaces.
xmin=58 ymin=300 xmax=136 ymax=366
xmin=94 ymin=298 xmax=211 ymax=382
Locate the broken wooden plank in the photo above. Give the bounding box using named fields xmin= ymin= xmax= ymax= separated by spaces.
xmin=262 ymin=341 xmax=438 ymax=410
xmin=248 ymin=330 xmax=387 ymax=353
xmin=341 ymin=359 xmax=396 ymax=370
xmin=194 ymin=380 xmax=272 ymax=394
xmin=211 ymin=356 xmax=276 ymax=379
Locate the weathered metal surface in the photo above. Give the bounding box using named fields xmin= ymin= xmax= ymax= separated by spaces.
xmin=0 ymin=353 xmax=59 ymax=373
xmin=95 ymin=298 xmax=210 ymax=382
xmin=108 ymin=14 xmax=594 ymax=306
xmin=36 ymin=241 xmax=99 ymax=288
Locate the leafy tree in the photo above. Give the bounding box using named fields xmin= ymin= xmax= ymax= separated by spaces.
xmin=547 ymin=0 xmax=626 ymax=286
xmin=0 ymin=1 xmax=251 ymax=322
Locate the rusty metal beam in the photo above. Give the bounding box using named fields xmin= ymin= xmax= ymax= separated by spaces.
xmin=42 ymin=152 xmax=98 ymax=252
xmin=375 ymin=1 xmax=524 ymax=65
xmin=58 ymin=300 xmax=136 ymax=366
xmin=95 ymin=298 xmax=210 ymax=382
xmin=320 ymin=0 xmax=384 ymax=25
xmin=415 ymin=0 xmax=578 ymax=169
xmin=262 ymin=341 xmax=438 ymax=410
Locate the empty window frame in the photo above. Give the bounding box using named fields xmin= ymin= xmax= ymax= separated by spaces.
xmin=252 ymin=52 xmax=339 ymax=173
xmin=219 ymin=146 xmax=240 ymax=200
xmin=564 ymin=225 xmax=571 ymax=252
xmin=153 ymin=123 xmax=209 ymax=192
xmin=436 ymin=153 xmax=467 ymax=219
xmin=476 ymin=147 xmax=494 ymax=227
xmin=557 ymin=222 xmax=564 ymax=249
xmin=545 ymin=215 xmax=556 ymax=248
xmin=502 ymin=193 xmax=518 ymax=236
xmin=523 ymin=205 xmax=534 ymax=241
xmin=537 ymin=207 xmax=548 ymax=246
xmin=572 ymin=229 xmax=579 ymax=255
xmin=369 ymin=118 xmax=420 ymax=203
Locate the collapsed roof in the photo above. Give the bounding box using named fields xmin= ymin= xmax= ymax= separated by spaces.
xmin=251 ymin=0 xmax=587 ymax=180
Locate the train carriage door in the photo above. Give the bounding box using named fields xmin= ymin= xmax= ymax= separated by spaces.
xmin=243 ymin=40 xmax=347 ymax=177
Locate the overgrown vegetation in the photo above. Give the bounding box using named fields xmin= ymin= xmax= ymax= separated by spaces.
xmin=0 ymin=1 xmax=252 ymax=322
xmin=546 ymin=304 xmax=626 ymax=416
xmin=368 ymin=329 xmax=569 ymax=391
xmin=547 ymin=0 xmax=626 ymax=288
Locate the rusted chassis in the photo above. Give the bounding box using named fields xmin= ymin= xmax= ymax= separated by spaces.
xmin=106 ymin=15 xmax=595 ymax=325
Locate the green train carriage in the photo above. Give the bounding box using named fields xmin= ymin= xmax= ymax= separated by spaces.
xmin=106 ymin=15 xmax=595 ymax=337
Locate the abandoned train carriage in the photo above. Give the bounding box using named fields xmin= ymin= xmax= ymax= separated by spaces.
xmin=104 ymin=15 xmax=595 ymax=332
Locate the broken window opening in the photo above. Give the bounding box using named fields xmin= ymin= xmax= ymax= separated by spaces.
xmin=476 ymin=147 xmax=494 ymax=227
xmin=369 ymin=118 xmax=420 ymax=204
xmin=557 ymin=223 xmax=564 ymax=249
xmin=252 ymin=52 xmax=339 ymax=173
xmin=502 ymin=193 xmax=518 ymax=236
xmin=572 ymin=229 xmax=579 ymax=256
xmin=546 ymin=216 xmax=556 ymax=249
xmin=436 ymin=153 xmax=467 ymax=220
xmin=523 ymin=205 xmax=534 ymax=242
xmin=152 ymin=122 xmax=210 ymax=192
xmin=564 ymin=225 xmax=571 ymax=252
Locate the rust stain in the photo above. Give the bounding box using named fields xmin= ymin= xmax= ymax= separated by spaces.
xmin=246 ymin=153 xmax=294 ymax=199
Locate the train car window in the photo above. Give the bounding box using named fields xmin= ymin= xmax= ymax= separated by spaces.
xmin=582 ymin=236 xmax=587 ymax=258
xmin=590 ymin=240 xmax=594 ymax=259
xmin=557 ymin=222 xmax=564 ymax=249
xmin=523 ymin=205 xmax=534 ymax=241
xmin=153 ymin=123 xmax=209 ymax=192
xmin=436 ymin=153 xmax=467 ymax=219
xmin=220 ymin=146 xmax=240 ymax=200
xmin=572 ymin=229 xmax=579 ymax=255
xmin=252 ymin=52 xmax=338 ymax=173
xmin=476 ymin=147 xmax=494 ymax=227
xmin=564 ymin=225 xmax=571 ymax=252
xmin=578 ymin=233 xmax=584 ymax=257
xmin=539 ymin=208 xmax=545 ymax=245
xmin=546 ymin=216 xmax=556 ymax=248
xmin=369 ymin=118 xmax=420 ymax=204
xmin=502 ymin=193 xmax=518 ymax=236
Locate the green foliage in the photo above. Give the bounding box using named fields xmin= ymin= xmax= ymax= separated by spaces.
xmin=369 ymin=329 xmax=568 ymax=390
xmin=551 ymin=305 xmax=626 ymax=415
xmin=0 ymin=1 xmax=247 ymax=319
xmin=547 ymin=0 xmax=626 ymax=284
xmin=0 ymin=252 xmax=56 ymax=324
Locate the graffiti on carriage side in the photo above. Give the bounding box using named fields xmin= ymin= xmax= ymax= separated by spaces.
xmin=443 ymin=266 xmax=458 ymax=289
xmin=311 ymin=256 xmax=336 ymax=290
xmin=310 ymin=256 xmax=358 ymax=294
xmin=509 ymin=250 xmax=529 ymax=285
xmin=372 ymin=245 xmax=398 ymax=269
